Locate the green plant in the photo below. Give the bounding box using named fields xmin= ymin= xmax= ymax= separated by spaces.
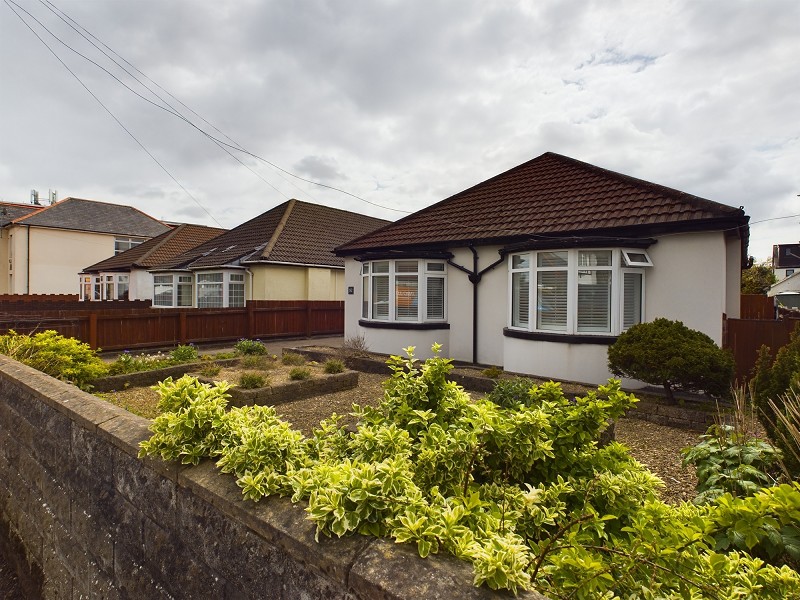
xmin=0 ymin=329 xmax=108 ymax=390
xmin=239 ymin=371 xmax=268 ymax=389
xmin=323 ymin=359 xmax=345 ymax=374
xmin=487 ymin=377 xmax=536 ymax=408
xmin=241 ymin=354 xmax=272 ymax=370
xmin=170 ymin=344 xmax=199 ymax=363
xmin=682 ymin=424 xmax=781 ymax=504
xmin=139 ymin=346 xmax=800 ymax=597
xmin=107 ymin=350 xmax=173 ymax=375
xmin=741 ymin=258 xmax=777 ymax=295
xmin=340 ymin=334 xmax=370 ymax=357
xmin=289 ymin=367 xmax=312 ymax=381
xmin=282 ymin=352 xmax=306 ymax=366
xmin=608 ymin=318 xmax=735 ymax=403
xmin=234 ymin=338 xmax=268 ymax=356
xmin=768 ymin=389 xmax=800 ymax=478
xmin=481 ymin=365 xmax=503 ymax=379
xmin=751 ymin=324 xmax=800 ymax=476
xmin=139 ymin=375 xmax=232 ymax=464
xmin=198 ymin=363 xmax=222 ymax=378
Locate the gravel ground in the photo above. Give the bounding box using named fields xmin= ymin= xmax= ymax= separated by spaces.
xmin=103 ymin=369 xmax=702 ymax=504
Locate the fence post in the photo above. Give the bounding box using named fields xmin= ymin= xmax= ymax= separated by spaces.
xmin=305 ymin=302 xmax=312 ymax=337
xmin=88 ymin=312 xmax=98 ymax=350
xmin=248 ymin=303 xmax=255 ymax=339
xmin=179 ymin=312 xmax=187 ymax=344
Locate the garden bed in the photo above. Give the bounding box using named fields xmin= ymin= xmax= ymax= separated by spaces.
xmin=288 ymin=345 xmax=721 ymax=431
xmin=91 ymin=358 xmax=240 ymax=392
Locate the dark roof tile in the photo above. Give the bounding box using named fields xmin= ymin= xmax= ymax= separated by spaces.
xmin=337 ymin=152 xmax=747 ymax=253
xmin=13 ymin=197 xmax=170 ymax=237
xmin=82 ymin=223 xmax=227 ymax=272
xmin=157 ymin=200 xmax=390 ymax=270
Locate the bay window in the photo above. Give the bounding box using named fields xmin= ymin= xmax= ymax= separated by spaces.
xmin=80 ymin=273 xmax=128 ymax=301
xmin=361 ymin=259 xmax=446 ymax=323
xmin=509 ymin=249 xmax=651 ymax=336
xmin=153 ymin=274 xmax=194 ymax=307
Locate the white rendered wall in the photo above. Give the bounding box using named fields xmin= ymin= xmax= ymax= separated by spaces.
xmin=503 ymin=336 xmax=643 ymax=388
xmin=646 ymin=231 xmax=727 ymax=344
xmin=10 ymin=226 xmax=117 ymax=294
xmin=725 ymin=236 xmax=742 ymax=318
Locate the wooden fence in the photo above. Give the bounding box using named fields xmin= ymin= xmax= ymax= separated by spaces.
xmin=724 ymin=315 xmax=799 ymax=383
xmin=740 ymin=294 xmax=776 ymax=320
xmin=0 ymin=300 xmax=344 ymax=351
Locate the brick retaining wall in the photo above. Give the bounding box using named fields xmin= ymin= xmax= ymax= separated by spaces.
xmin=0 ymin=356 xmax=546 ymax=599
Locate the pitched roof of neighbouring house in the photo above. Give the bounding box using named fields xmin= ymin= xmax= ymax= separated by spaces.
xmin=0 ymin=202 xmax=42 ymax=227
xmin=336 ymin=152 xmax=749 ymax=254
xmin=11 ymin=197 xmax=171 ymax=238
xmin=155 ymin=199 xmax=391 ymax=271
xmin=82 ymin=223 xmax=228 ymax=273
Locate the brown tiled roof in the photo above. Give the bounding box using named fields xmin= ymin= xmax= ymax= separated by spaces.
xmin=336 ymin=152 xmax=749 ymax=253
xmin=13 ymin=197 xmax=171 ymax=238
xmin=82 ymin=223 xmax=227 ymax=273
xmin=157 ymin=200 xmax=390 ymax=270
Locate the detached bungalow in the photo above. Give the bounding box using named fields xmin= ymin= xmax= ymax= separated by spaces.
xmin=148 ymin=199 xmax=390 ymax=308
xmin=79 ymin=223 xmax=227 ymax=302
xmin=335 ymin=152 xmax=749 ymax=388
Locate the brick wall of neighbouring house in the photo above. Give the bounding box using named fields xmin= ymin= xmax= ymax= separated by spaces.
xmin=0 ymin=356 xmax=546 ymax=600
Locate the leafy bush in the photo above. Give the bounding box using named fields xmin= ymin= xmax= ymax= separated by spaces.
xmin=239 ymin=372 xmax=268 ymax=389
xmin=234 ymin=338 xmax=268 ymax=356
xmin=289 ymin=367 xmax=312 ymax=381
xmin=0 ymin=329 xmax=107 ymax=389
xmin=752 ymin=324 xmax=800 ymax=476
xmin=682 ymin=424 xmax=781 ymax=504
xmin=481 ymin=365 xmax=503 ymax=379
xmin=170 ymin=344 xmax=199 ymax=363
xmin=487 ymin=376 xmax=536 ymax=408
xmin=768 ymin=389 xmax=800 ymax=476
xmin=139 ymin=347 xmax=800 ymax=597
xmin=139 ymin=375 xmax=232 ymax=464
xmin=608 ymin=318 xmax=735 ymax=402
xmin=282 ymin=352 xmax=306 ymax=366
xmin=323 ymin=359 xmax=345 ymax=374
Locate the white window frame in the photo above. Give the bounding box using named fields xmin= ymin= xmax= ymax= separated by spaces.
xmin=80 ymin=273 xmax=129 ymax=301
xmin=196 ymin=270 xmax=247 ymax=308
xmin=360 ymin=259 xmax=447 ymax=324
xmin=114 ymin=236 xmax=147 ymax=255
xmin=153 ymin=273 xmax=196 ymax=308
xmin=508 ymin=248 xmax=651 ymax=336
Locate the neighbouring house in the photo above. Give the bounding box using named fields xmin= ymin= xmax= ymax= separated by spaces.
xmin=0 ymin=197 xmax=170 ymax=295
xmin=772 ymin=242 xmax=800 ymax=281
xmin=146 ymin=199 xmax=390 ymax=308
xmin=768 ymin=270 xmax=800 ymax=310
xmin=79 ymin=223 xmax=227 ymax=302
xmin=335 ymin=152 xmax=749 ymax=388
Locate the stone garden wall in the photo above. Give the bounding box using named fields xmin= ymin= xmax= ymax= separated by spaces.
xmin=0 ymin=356 xmax=546 ymax=599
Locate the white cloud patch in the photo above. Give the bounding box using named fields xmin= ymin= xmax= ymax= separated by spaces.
xmin=1 ymin=0 xmax=798 ymax=259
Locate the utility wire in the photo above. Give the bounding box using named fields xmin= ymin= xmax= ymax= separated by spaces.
xmin=4 ymin=0 xmax=223 ymax=227
xmin=36 ymin=0 xmax=413 ymax=216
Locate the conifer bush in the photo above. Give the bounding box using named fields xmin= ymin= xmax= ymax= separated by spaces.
xmin=607 ymin=318 xmax=734 ymax=402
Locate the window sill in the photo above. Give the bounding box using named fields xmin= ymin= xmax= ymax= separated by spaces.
xmin=503 ymin=327 xmax=617 ymax=345
xmin=359 ymin=319 xmax=450 ymax=331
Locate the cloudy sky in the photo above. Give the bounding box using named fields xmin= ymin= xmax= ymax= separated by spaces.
xmin=1 ymin=0 xmax=798 ymax=261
